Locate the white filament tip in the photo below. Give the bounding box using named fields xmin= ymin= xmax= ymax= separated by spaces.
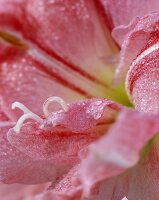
xmin=11 ymin=101 xmax=43 ymax=134
xmin=12 ymin=102 xmax=32 ymax=114
xmin=43 ymin=96 xmax=68 ymax=117
xmin=13 ymin=113 xmax=43 ymax=134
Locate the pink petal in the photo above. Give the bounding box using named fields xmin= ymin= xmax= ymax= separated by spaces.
xmin=35 ymin=165 xmax=98 ymax=200
xmin=0 ymin=0 xmax=117 ymax=89
xmin=0 ymin=183 xmax=48 ymax=200
xmin=125 ymin=139 xmax=159 ymax=200
xmin=0 ymin=0 xmax=23 ymax=27
xmin=21 ymin=0 xmax=117 ymax=83
xmin=0 ymin=43 xmax=83 ymax=121
xmin=99 ymin=0 xmax=159 ymax=27
xmin=0 ymin=40 xmax=120 ymax=122
xmin=79 ymin=108 xmax=159 ymax=194
xmin=124 ymin=14 xmax=159 ymax=113
xmin=93 ymin=136 xmax=159 ymax=200
xmin=35 ymin=166 xmax=82 ymax=200
xmin=7 ymin=99 xmax=120 ymax=161
xmin=127 ymin=44 xmax=159 ymax=113
xmin=112 ymin=12 xmax=159 ymax=84
xmin=0 ymin=110 xmax=66 ymax=184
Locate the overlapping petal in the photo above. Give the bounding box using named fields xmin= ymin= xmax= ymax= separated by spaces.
xmin=127 ymin=45 xmax=159 ymax=113
xmin=79 ymin=108 xmax=159 ymax=195
xmin=112 ymin=12 xmax=159 ymax=83
xmin=113 ymin=13 xmax=159 ymax=113
xmin=32 ymin=108 xmax=159 ymax=200
xmin=91 ymin=135 xmax=159 ymax=200
xmin=5 ymin=98 xmax=120 ymax=199
xmin=7 ymin=99 xmax=119 ymax=162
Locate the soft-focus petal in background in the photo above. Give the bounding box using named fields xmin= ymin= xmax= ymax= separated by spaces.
xmin=1 ymin=0 xmax=159 ymax=200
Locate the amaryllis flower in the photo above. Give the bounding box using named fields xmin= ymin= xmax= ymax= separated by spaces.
xmin=1 ymin=0 xmax=159 ymax=200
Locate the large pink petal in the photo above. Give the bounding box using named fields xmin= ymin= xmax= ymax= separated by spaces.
xmin=7 ymin=99 xmax=120 ymax=162
xmin=21 ymin=0 xmax=117 ymax=83
xmin=0 ymin=43 xmax=83 ymax=121
xmin=79 ymin=108 xmax=159 ymax=194
xmin=0 ymin=40 xmax=122 ymax=122
xmin=0 ymin=0 xmax=117 ymax=88
xmin=99 ymin=0 xmax=159 ymax=28
xmin=0 ymin=110 xmax=66 ymax=184
xmin=0 ymin=1 xmax=129 ymax=111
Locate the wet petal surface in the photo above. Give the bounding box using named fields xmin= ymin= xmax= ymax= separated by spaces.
xmin=79 ymin=108 xmax=159 ymax=194
xmin=7 ymin=99 xmax=120 ymax=161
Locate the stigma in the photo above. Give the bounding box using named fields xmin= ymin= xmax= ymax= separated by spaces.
xmin=12 ymin=96 xmax=68 ymax=134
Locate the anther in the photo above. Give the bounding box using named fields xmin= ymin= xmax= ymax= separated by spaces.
xmin=12 ymin=102 xmax=43 ymax=134
xmin=43 ymin=96 xmax=68 ymax=117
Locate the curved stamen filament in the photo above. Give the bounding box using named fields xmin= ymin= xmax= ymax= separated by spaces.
xmin=12 ymin=102 xmax=33 ymax=114
xmin=12 ymin=102 xmax=43 ymax=134
xmin=12 ymin=97 xmax=68 ymax=133
xmin=13 ymin=113 xmax=42 ymax=133
xmin=43 ymin=96 xmax=68 ymax=117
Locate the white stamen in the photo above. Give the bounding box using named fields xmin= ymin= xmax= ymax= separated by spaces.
xmin=12 ymin=97 xmax=68 ymax=133
xmin=12 ymin=102 xmax=43 ymax=134
xmin=13 ymin=113 xmax=42 ymax=133
xmin=12 ymin=102 xmax=33 ymax=114
xmin=43 ymin=96 xmax=68 ymax=117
